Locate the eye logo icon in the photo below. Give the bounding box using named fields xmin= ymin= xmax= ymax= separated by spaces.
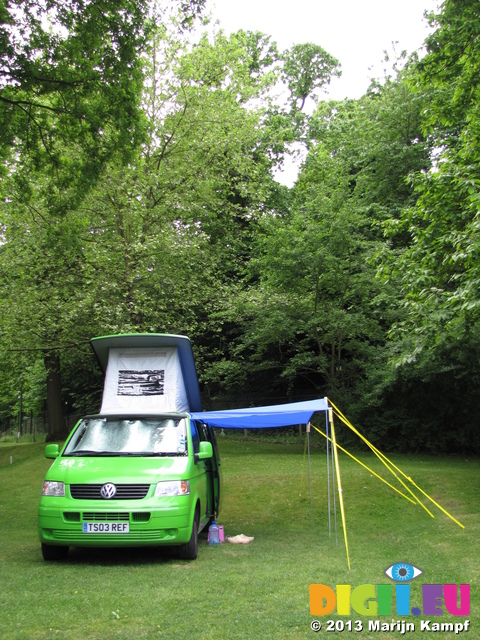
xmin=384 ymin=562 xmax=423 ymax=582
xmin=100 ymin=483 xmax=117 ymax=499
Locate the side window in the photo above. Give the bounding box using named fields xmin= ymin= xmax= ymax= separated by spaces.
xmin=198 ymin=422 xmax=220 ymax=465
xmin=190 ymin=421 xmax=200 ymax=454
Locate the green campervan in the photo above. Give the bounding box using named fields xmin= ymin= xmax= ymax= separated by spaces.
xmin=38 ymin=334 xmax=221 ymax=561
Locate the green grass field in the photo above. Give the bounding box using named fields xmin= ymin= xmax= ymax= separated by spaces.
xmin=0 ymin=439 xmax=478 ymax=639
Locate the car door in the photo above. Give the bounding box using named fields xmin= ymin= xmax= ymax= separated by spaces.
xmin=189 ymin=420 xmax=208 ymax=526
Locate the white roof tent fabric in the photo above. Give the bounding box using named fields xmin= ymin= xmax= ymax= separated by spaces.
xmin=191 ymin=398 xmax=329 ymax=429
xmin=100 ymin=346 xmax=190 ymax=414
xmin=90 ymin=334 xmax=203 ymax=414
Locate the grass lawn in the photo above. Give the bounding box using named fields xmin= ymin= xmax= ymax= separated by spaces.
xmin=0 ymin=438 xmax=478 ymax=639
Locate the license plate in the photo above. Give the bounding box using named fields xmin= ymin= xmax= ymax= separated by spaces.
xmin=82 ymin=522 xmax=129 ymax=533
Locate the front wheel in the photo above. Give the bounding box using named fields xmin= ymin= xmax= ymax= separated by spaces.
xmin=41 ymin=544 xmax=69 ymax=561
xmin=177 ymin=510 xmax=199 ymax=560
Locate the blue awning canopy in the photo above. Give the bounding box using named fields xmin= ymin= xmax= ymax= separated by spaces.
xmin=191 ymin=398 xmax=328 ymax=429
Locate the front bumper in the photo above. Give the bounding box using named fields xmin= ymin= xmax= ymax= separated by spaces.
xmin=38 ymin=497 xmax=192 ymax=547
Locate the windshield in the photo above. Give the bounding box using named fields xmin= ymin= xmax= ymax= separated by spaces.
xmin=63 ymin=417 xmax=187 ymax=457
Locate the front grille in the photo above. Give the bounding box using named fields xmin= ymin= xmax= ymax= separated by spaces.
xmin=51 ymin=528 xmax=175 ymax=541
xmin=82 ymin=512 xmax=130 ymax=522
xmin=62 ymin=512 xmax=151 ymax=523
xmin=132 ymin=512 xmax=151 ymax=522
xmin=70 ymin=484 xmax=150 ymax=500
xmin=63 ymin=512 xmax=81 ymax=522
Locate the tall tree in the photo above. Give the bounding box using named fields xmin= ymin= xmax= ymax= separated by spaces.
xmin=208 ymin=140 xmax=387 ymax=404
xmin=282 ymin=43 xmax=340 ymax=112
xmin=374 ymin=0 xmax=480 ymax=452
xmin=0 ymin=0 xmax=153 ymax=170
xmin=387 ymin=0 xmax=480 ymax=355
xmin=0 ymin=24 xmax=292 ymax=432
xmin=78 ymin=27 xmax=290 ymax=384
xmin=0 ymin=1 xmax=206 ymax=438
xmin=204 ymin=65 xmax=431 ymax=412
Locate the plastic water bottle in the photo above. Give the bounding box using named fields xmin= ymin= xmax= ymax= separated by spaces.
xmin=208 ymin=520 xmax=220 ymax=545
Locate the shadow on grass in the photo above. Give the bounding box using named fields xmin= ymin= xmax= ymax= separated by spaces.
xmin=60 ymin=530 xmax=211 ymax=566
xmin=65 ymin=546 xmax=182 ymax=565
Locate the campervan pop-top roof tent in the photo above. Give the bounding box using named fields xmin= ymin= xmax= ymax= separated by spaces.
xmin=90 ymin=333 xmax=328 ymax=425
xmin=90 ymin=333 xmax=202 ymax=414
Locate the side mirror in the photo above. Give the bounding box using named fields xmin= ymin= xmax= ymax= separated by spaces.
xmin=197 ymin=441 xmax=213 ymax=461
xmin=45 ymin=444 xmax=60 ymax=459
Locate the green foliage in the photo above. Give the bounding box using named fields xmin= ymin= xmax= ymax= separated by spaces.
xmin=0 ymin=3 xmax=199 ymax=433
xmin=207 ymin=69 xmax=432 ymax=422
xmin=0 ymin=20 xmax=298 ymax=431
xmin=0 ymin=0 xmax=151 ymax=169
xmin=1 ymin=0 xmax=478 ymax=456
xmin=366 ymin=333 xmax=480 ymax=454
xmin=372 ymin=0 xmax=480 ymax=450
xmin=282 ymin=43 xmax=341 ymax=112
xmin=387 ymin=0 xmax=480 ymax=353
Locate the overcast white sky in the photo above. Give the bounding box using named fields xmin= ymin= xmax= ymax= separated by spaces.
xmin=206 ymin=0 xmax=440 ymax=101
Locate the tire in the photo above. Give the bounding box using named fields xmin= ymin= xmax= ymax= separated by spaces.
xmin=177 ymin=509 xmax=199 ymax=560
xmin=41 ymin=544 xmax=69 ymax=561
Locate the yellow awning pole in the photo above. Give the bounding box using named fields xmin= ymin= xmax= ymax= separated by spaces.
xmin=301 ymin=429 xmax=309 ymax=488
xmin=329 ymin=407 xmax=351 ymax=570
xmin=328 ymin=401 xmax=435 ymax=519
xmin=365 ymin=443 xmax=465 ymax=530
xmin=328 ymin=399 xmax=465 ymax=529
xmin=312 ymin=425 xmax=416 ymax=505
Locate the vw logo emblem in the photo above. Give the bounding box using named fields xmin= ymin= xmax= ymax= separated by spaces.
xmin=100 ymin=483 xmax=117 ymax=499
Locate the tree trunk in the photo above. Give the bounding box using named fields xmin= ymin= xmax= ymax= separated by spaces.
xmin=330 ymin=341 xmax=336 ymax=379
xmin=44 ymin=351 xmax=67 ymax=442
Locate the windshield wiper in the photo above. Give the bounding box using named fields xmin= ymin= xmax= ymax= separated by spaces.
xmin=66 ymin=450 xmax=187 ymax=457
xmin=121 ymin=451 xmax=187 ymax=457
xmin=66 ymin=450 xmax=122 ymax=457
xmin=154 ymin=452 xmax=187 ymax=457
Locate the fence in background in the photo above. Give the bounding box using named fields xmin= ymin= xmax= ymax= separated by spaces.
xmin=0 ymin=410 xmax=97 ymax=442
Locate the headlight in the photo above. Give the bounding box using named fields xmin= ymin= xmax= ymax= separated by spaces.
xmin=154 ymin=480 xmax=190 ymax=497
xmin=42 ymin=481 xmax=65 ymax=497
